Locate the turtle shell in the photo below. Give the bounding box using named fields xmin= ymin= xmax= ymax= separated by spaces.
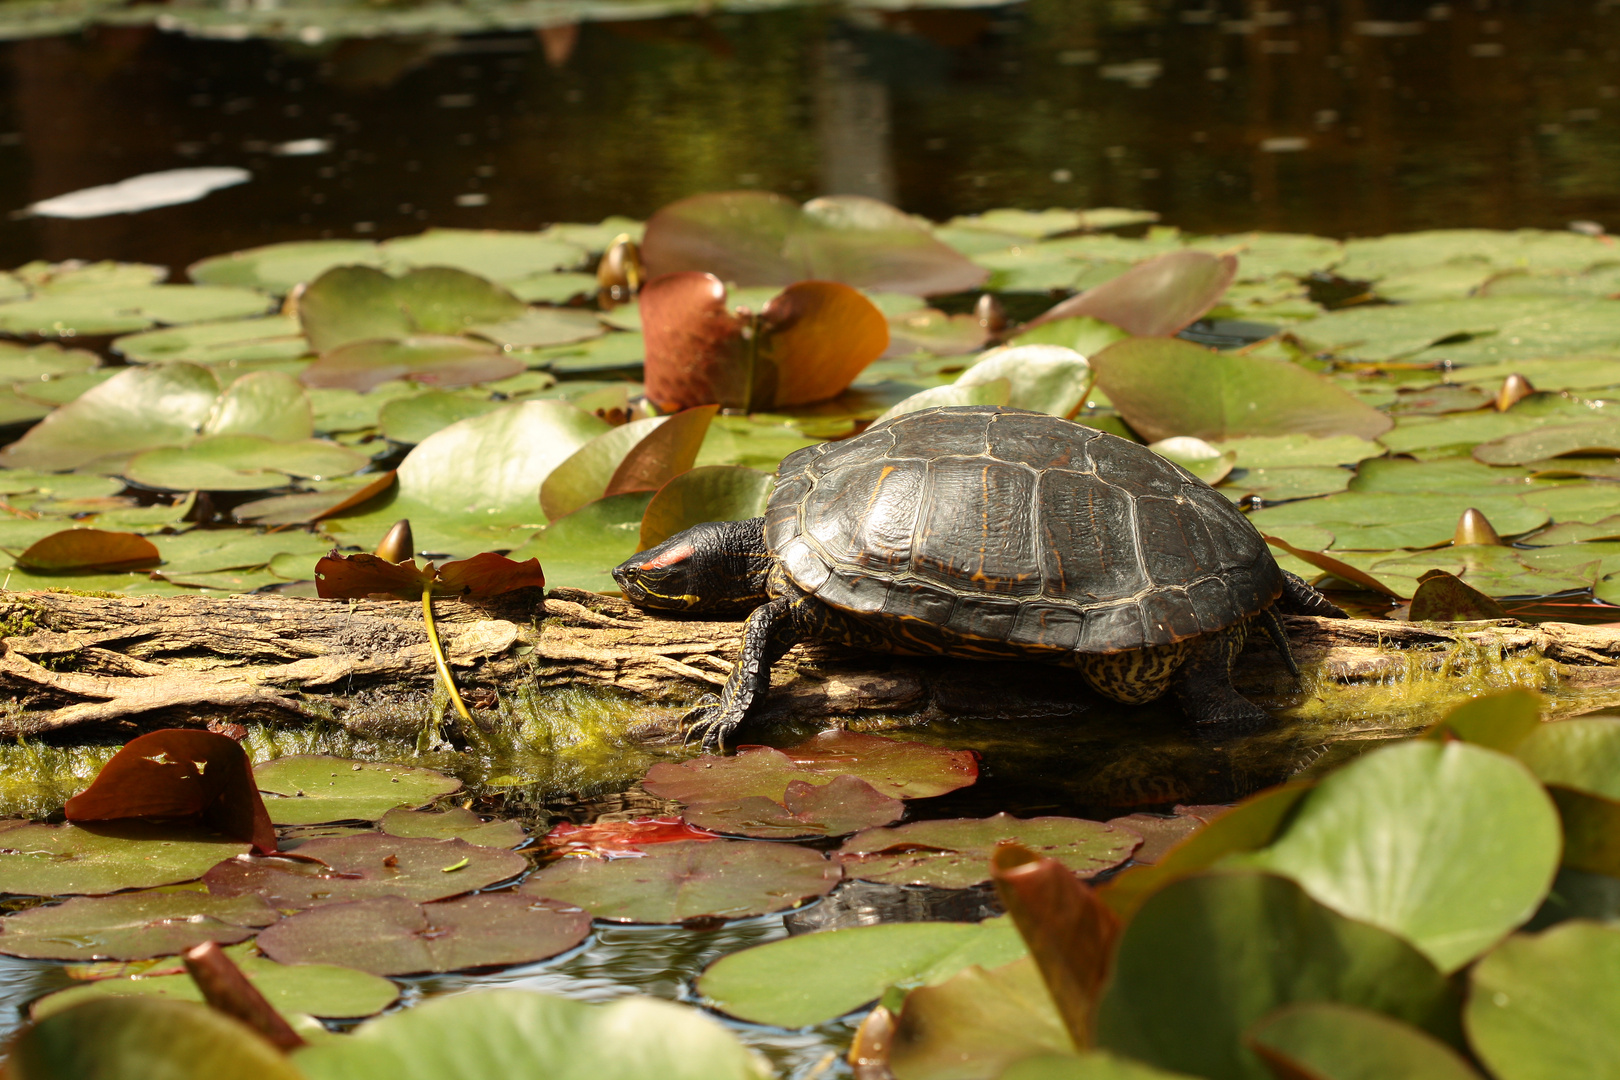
xmin=762 ymin=405 xmax=1283 ymax=655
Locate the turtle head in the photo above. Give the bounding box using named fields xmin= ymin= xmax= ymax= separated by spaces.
xmin=612 ymin=518 xmax=772 ymax=617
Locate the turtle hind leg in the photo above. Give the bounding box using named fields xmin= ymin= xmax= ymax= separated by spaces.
xmin=1278 ymin=569 xmax=1348 ymax=619
xmin=682 ymin=595 xmax=808 ymax=752
xmin=1170 ymin=622 xmax=1273 ymax=738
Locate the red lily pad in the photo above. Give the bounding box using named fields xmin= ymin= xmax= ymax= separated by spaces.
xmin=640 ymin=274 xmax=889 ymax=412
xmin=255 ymin=893 xmax=591 ymax=976
xmin=0 ymin=888 xmax=278 ymax=961
xmin=66 ymin=729 xmax=277 ymax=855
xmin=203 ymin=834 xmax=526 ymax=909
xmin=540 ymin=817 xmax=720 ymax=857
xmin=520 ymin=839 xmax=840 ymax=923
xmin=838 ymin=814 xmax=1143 ymax=890
xmin=681 ymin=774 xmax=905 ymax=840
xmin=16 ymin=529 xmax=160 ymax=572
xmin=1024 ymin=250 xmax=1237 ymax=338
xmin=640 ymin=191 xmax=987 ymax=296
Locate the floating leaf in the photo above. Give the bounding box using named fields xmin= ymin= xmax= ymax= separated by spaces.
xmin=254 ymin=756 xmax=461 ymax=825
xmin=233 ymin=473 xmax=396 ymax=526
xmin=205 ymin=834 xmax=525 ymax=909
xmin=377 ymin=389 xmax=499 ymax=445
xmin=0 ymin=888 xmax=277 ymax=961
xmin=32 ymin=951 xmax=399 ymax=1022
xmin=0 ymin=284 xmax=273 ymax=338
xmin=1239 ymin=740 xmax=1560 ymax=972
xmin=1095 ymin=872 xmax=1459 ymax=1080
xmin=870 ymin=379 xmax=1011 ymax=425
xmin=1250 ymin=491 xmax=1546 ymax=550
xmin=641 ymin=274 xmax=888 ymax=412
xmin=10 ymin=998 xmax=303 ymax=1080
xmin=468 ymin=306 xmax=604 ymax=349
xmin=189 ymin=239 xmax=385 ymax=293
xmin=256 ymin=893 xmax=591 ymax=975
xmin=681 ymin=773 xmax=903 ymax=840
xmin=1422 ymin=688 xmax=1545 ymax=753
xmin=958 ymin=345 xmax=1093 ymax=418
xmin=301 ymin=336 xmax=524 ymax=393
xmin=1247 ymin=1002 xmax=1485 ymax=1080
xmin=1150 ymin=436 xmax=1236 ymax=486
xmin=114 ymin=315 xmax=309 ymax=366
xmin=889 ymin=956 xmax=1076 ymax=1080
xmin=699 ymin=916 xmax=1025 ymax=1027
xmin=0 ymin=362 xmax=220 ymax=472
xmin=519 ymin=838 xmax=838 ymax=923
xmin=839 ymin=815 xmax=1140 ymax=890
xmin=0 ymin=340 xmax=101 ymax=381
xmin=298 ymin=266 xmax=527 ymax=353
xmin=505 ymin=490 xmax=652 ymax=593
xmin=127 ymin=435 xmax=368 ymax=492
xmin=1474 ymin=419 xmax=1620 ymax=465
xmin=293 ymin=989 xmax=769 ymax=1080
xmin=641 ymin=191 xmax=987 ymax=296
xmin=379 ymin=807 xmax=525 ymax=849
xmin=15 ymin=529 xmax=159 ymax=572
xmin=203 ymin=371 xmax=313 ymax=441
xmin=639 ymin=465 xmax=775 ymax=551
xmin=1465 ymin=921 xmax=1620 ymax=1080
xmin=997 ymin=1052 xmax=1202 ymax=1080
xmin=1025 ymin=251 xmax=1237 ymax=338
xmin=0 ymin=821 xmax=249 ymax=896
xmin=1219 ymin=434 xmax=1385 ymax=469
xmin=66 ymin=729 xmax=276 ymax=854
xmin=379 ymin=228 xmax=587 ymax=282
xmin=1407 ymin=570 xmax=1508 ymax=621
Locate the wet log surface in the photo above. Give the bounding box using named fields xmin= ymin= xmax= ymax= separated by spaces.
xmin=1 ymin=586 xmax=1618 ymax=740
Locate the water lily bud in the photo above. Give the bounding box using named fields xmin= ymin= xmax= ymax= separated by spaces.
xmin=1454 ymin=507 xmax=1504 ymax=547
xmin=1496 ymin=373 xmax=1534 ymax=412
xmin=1569 ymin=220 xmax=1606 ymax=237
xmin=280 ymin=282 xmax=305 ymax=319
xmin=848 ymin=1004 xmax=895 ymax=1078
xmin=974 ymin=293 xmax=1007 ymax=334
xmin=597 ymin=235 xmax=643 ymax=308
xmin=374 ymin=519 xmax=415 ymax=562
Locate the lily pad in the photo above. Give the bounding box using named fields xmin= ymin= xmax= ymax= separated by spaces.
xmin=1091 ymin=338 xmax=1391 ymax=443
xmin=0 ymin=340 xmax=101 ymax=381
xmin=300 ymin=336 xmax=523 ymax=393
xmin=377 ymin=389 xmax=499 ymax=445
xmin=468 ymin=306 xmax=604 ymax=349
xmin=32 ymin=950 xmax=399 ymax=1021
xmin=1512 ymin=718 xmax=1620 ymax=876
xmin=114 ymin=315 xmax=310 ymax=366
xmin=378 ymin=807 xmax=525 ymax=848
xmin=1220 ymin=434 xmax=1386 ymax=469
xmin=11 ymin=998 xmax=304 ymax=1080
xmin=540 ymin=407 xmax=716 ymax=522
xmin=0 ymin=284 xmax=273 ymax=337
xmin=256 ymin=893 xmax=591 ymax=975
xmin=0 ymin=888 xmax=277 ymax=961
xmin=871 ymin=379 xmax=1011 ymax=425
xmin=958 ymin=345 xmax=1093 ymax=418
xmin=293 ymin=989 xmax=769 ymax=1080
xmin=380 ymin=228 xmax=587 ymax=281
xmin=505 ymin=490 xmax=652 ymax=593
xmin=1249 ymin=491 xmax=1546 ymax=550
xmin=699 ymin=915 xmax=1026 ymax=1027
xmin=189 ymin=239 xmax=385 ymax=293
xmin=15 ymin=529 xmax=159 ymax=571
xmin=1474 ymin=419 xmax=1620 ymax=465
xmin=519 ymin=838 xmax=838 ymax=923
xmin=888 ymin=956 xmax=1077 ymax=1080
xmin=838 ymin=814 xmax=1142 ymax=890
xmin=643 ymin=731 xmax=979 ymax=804
xmin=639 ymin=465 xmax=775 ymax=551
xmin=204 ymin=371 xmax=313 ymax=441
xmin=681 ymin=773 xmax=903 ymax=840
xmin=1025 ymin=250 xmax=1237 ymax=338
xmin=232 ymin=473 xmax=396 ymax=526
xmin=127 ymin=435 xmax=368 ymax=492
xmin=255 ymin=756 xmax=460 ymax=825
xmin=0 ymin=821 xmax=249 ymax=896
xmin=1465 ymin=921 xmax=1620 ymax=1080
xmin=1247 ymin=1002 xmax=1485 ymax=1080
xmin=640 ymin=191 xmax=987 ymax=296
xmin=204 ymin=834 xmax=526 ymax=909
xmin=1240 ymin=740 xmax=1560 ymax=971
xmin=298 ymin=266 xmax=527 ymax=354
xmin=998 ymin=1053 xmax=1202 ymax=1080
xmin=1095 ymin=871 xmax=1459 ymax=1080
xmin=1151 ymin=436 xmax=1236 ymax=486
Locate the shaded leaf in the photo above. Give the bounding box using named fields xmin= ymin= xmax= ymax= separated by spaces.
xmin=16 ymin=529 xmax=159 ymax=572
xmin=839 ymin=815 xmax=1140 ymax=890
xmin=699 ymin=916 xmax=1026 ymax=1027
xmin=639 ymin=465 xmax=775 ymax=551
xmin=297 ymin=266 xmax=526 ymax=353
xmin=1422 ymin=688 xmax=1544 ymax=753
xmin=1513 ymin=718 xmax=1620 ymax=876
xmin=1025 ymin=251 xmax=1237 ymax=338
xmin=66 ymin=729 xmax=276 ymax=855
xmin=0 ymin=888 xmax=277 ymax=961
xmin=1407 ymin=570 xmax=1508 ymax=621
xmin=997 ymin=1052 xmax=1202 ymax=1080
xmin=890 ymin=956 xmax=1074 ymax=1080
xmin=0 ymin=821 xmax=250 ymax=896
xmin=204 ymin=834 xmax=525 ymax=909
xmin=254 ymin=756 xmax=461 ymax=824
xmin=301 ymin=336 xmax=524 ymax=393
xmin=519 ymin=838 xmax=838 ymax=923
xmin=233 ymin=472 xmax=397 ymax=527
xmin=256 ymin=893 xmax=591 ymax=975
xmin=681 ymin=773 xmax=904 ymax=840
xmin=1247 ymin=1002 xmax=1485 ymax=1080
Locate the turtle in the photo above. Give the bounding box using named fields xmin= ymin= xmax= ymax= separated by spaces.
xmin=612 ymin=405 xmax=1344 ymax=749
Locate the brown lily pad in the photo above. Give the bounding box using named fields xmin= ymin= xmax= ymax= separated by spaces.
xmin=838 ymin=814 xmax=1143 ymax=890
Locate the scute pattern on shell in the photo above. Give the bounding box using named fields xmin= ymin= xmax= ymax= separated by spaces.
xmin=764 ymin=406 xmax=1282 ymax=654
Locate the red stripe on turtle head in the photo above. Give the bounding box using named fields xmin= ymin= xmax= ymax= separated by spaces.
xmin=641 ymin=541 xmax=695 ymax=570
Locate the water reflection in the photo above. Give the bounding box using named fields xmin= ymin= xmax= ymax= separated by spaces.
xmin=1 ymin=0 xmax=1617 ymax=273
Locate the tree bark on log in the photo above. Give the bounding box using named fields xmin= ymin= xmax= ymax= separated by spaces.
xmin=0 ymin=586 xmax=1617 ymax=740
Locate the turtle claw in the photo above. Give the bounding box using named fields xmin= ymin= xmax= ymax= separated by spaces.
xmin=678 ymin=695 xmax=736 ymax=752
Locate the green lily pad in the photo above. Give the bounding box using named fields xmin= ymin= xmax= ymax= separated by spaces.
xmin=1095 ymin=871 xmax=1459 ymax=1080
xmin=380 ymin=228 xmax=587 ymax=282
xmin=204 ymin=834 xmax=526 ymax=908
xmin=1240 ymin=740 xmax=1560 ymax=972
xmin=1475 ymin=419 xmax=1620 ymax=464
xmin=958 ymin=345 xmax=1093 ymax=418
xmin=506 ymin=271 xmax=598 ymax=304
xmin=539 ymin=411 xmax=700 ymax=522
xmin=0 ymin=821 xmax=249 ymax=896
xmin=680 ymin=773 xmax=903 ymax=840
xmin=1336 ymin=229 xmax=1612 ymax=283
xmin=888 ymin=957 xmax=1078 ymax=1080
xmin=1249 ymin=491 xmax=1546 ymax=549
xmin=189 ymin=239 xmax=385 ymax=293
xmin=505 ymin=490 xmax=652 ymax=592
xmin=1291 ymin=296 xmax=1620 ymax=364
xmin=293 ymin=989 xmax=769 ymax=1080
xmin=151 ymin=529 xmax=334 ymax=576
xmin=254 ymin=756 xmax=461 ymax=824
xmin=871 ymin=379 xmax=1011 ymax=425
xmin=379 ymin=807 xmax=525 ymax=848
xmin=12 ymin=998 xmax=305 ymax=1080
xmin=298 ymin=266 xmax=527 ymax=354
xmin=1189 ymin=232 xmax=1344 ymax=279
xmin=1151 ymin=436 xmax=1236 ymax=485
xmin=32 ymin=949 xmax=399 ymax=1021
xmin=377 ymin=389 xmax=500 ymax=445
xmin=256 ymin=893 xmax=591 ymax=975
xmin=308 ymin=382 xmax=421 ymax=434
xmin=1247 ymin=1002 xmax=1485 ymax=1080
xmin=643 ymin=731 xmax=979 ymax=804
xmin=1092 ymin=337 xmax=1391 ymax=443
xmin=838 ymin=814 xmax=1141 ymax=890
xmin=529 ymin=330 xmax=645 ymax=373
xmin=0 ymin=362 xmax=220 ymax=472
xmin=114 ymin=315 xmax=309 ymax=366
xmin=10 ymin=368 xmax=117 ymax=407
xmin=998 ymin=1052 xmax=1202 ymax=1080
xmin=1222 ymin=466 xmax=1352 ymax=502
xmin=639 ymin=465 xmax=775 ymax=551
xmin=204 ymin=371 xmax=313 ymax=441
xmin=1466 ymin=921 xmax=1620 ymax=1080
xmin=469 ymin=306 xmax=604 ymax=349
xmin=0 ymin=341 xmax=101 ymax=382
xmin=127 ymin=435 xmax=368 ymax=492
xmin=233 ymin=473 xmax=396 ymax=527
xmin=699 ymin=915 xmax=1026 ymax=1027
xmin=0 ymin=284 xmax=273 ymax=337
xmin=1349 ymin=456 xmax=1529 ymax=494
xmin=1007 ymin=315 xmax=1131 ymax=360
xmin=0 ymin=887 xmax=277 ymax=961
xmin=1217 ymin=434 xmax=1386 ymax=469
xmin=1512 ymin=718 xmax=1620 ymax=876
xmin=301 ymin=336 xmax=524 ymax=393
xmin=519 ymin=838 xmax=839 ymax=923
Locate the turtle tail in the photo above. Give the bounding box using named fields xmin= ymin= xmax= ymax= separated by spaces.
xmin=1259 ymin=607 xmax=1301 ymax=680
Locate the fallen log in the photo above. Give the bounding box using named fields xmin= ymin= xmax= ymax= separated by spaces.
xmin=0 ymin=587 xmax=1617 ymax=743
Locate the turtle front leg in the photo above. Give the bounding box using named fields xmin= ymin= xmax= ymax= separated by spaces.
xmin=682 ymin=596 xmax=805 ymax=752
xmin=1170 ymin=622 xmax=1273 ymax=738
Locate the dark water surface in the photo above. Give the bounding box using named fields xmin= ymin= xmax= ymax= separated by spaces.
xmin=3 ymin=0 xmax=1620 ymax=273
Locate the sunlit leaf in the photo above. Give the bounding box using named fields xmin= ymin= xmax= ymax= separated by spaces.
xmin=9 ymin=998 xmax=303 ymax=1080
xmin=1422 ymin=688 xmax=1544 ymax=753
xmin=539 ymin=408 xmax=715 ymax=522
xmin=379 ymin=227 xmax=588 ymax=282
xmin=467 ymin=306 xmax=604 ymax=349
xmin=505 ymin=490 xmax=651 ymax=593
xmin=0 ymin=284 xmax=273 ymax=338
xmin=681 ymin=773 xmax=903 ymax=840
xmin=202 ymin=371 xmax=313 ymax=441
xmin=298 ymin=265 xmax=527 ymax=353
xmin=254 ymin=756 xmax=461 ymax=825
xmin=639 ymin=465 xmax=774 ymax=551
xmin=1407 ymin=570 xmax=1507 ymax=621
xmin=839 ymin=815 xmax=1140 ymax=890
xmin=1025 ymin=251 xmax=1237 ymax=338
xmin=540 ymin=817 xmax=719 ymax=856
xmin=889 ymin=956 xmax=1074 ymax=1080
xmin=115 ymin=315 xmax=310 ymax=367
xmin=15 ymin=529 xmax=159 ymax=572
xmin=870 ymin=379 xmax=1011 ymax=425
xmin=1512 ymin=718 xmax=1620 ymax=876
xmin=0 ymin=821 xmax=249 ymax=896
xmin=1474 ymin=419 xmax=1620 ymax=465
xmin=233 ymin=472 xmax=397 ymax=526
xmin=127 ymin=435 xmax=369 ymax=492
xmin=1008 ymin=315 xmax=1131 ymax=360
xmin=1247 ymin=1002 xmax=1485 ymax=1080
xmin=958 ymin=345 xmax=1093 ymax=418
xmin=0 ymin=889 xmax=276 ymax=961
xmin=205 ymin=834 xmax=525 ymax=908
xmin=379 ymin=807 xmax=525 ymax=849
xmin=301 ymin=336 xmax=524 ymax=393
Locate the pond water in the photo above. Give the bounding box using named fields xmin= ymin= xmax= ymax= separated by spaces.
xmin=2 ymin=0 xmax=1619 ymax=274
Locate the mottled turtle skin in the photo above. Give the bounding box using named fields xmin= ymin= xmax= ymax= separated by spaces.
xmin=614 ymin=405 xmax=1343 ymax=749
